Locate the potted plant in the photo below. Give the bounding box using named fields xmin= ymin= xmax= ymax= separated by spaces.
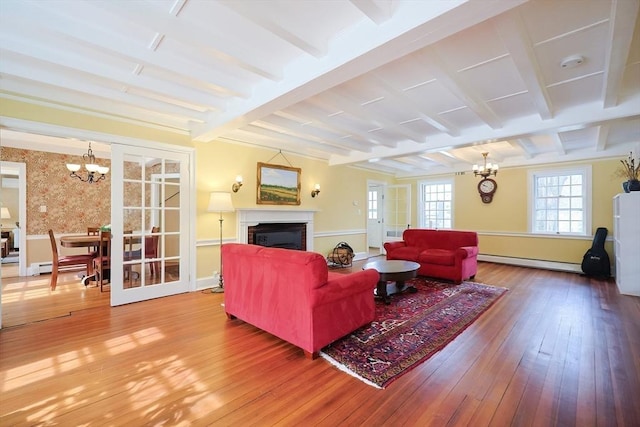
xmin=617 ymin=151 xmax=640 ymax=192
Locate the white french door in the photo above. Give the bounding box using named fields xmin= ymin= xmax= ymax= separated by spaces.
xmin=110 ymin=144 xmax=191 ymax=306
xmin=383 ymin=184 xmax=411 ymax=245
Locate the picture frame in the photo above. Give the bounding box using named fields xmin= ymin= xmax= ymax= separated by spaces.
xmin=257 ymin=162 xmax=301 ymax=205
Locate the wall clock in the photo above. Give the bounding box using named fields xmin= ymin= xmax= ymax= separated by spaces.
xmin=478 ymin=178 xmax=497 ymax=204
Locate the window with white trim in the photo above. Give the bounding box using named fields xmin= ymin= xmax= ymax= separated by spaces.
xmin=367 ymin=190 xmax=378 ymax=220
xmin=530 ymin=166 xmax=591 ymax=235
xmin=418 ymin=179 xmax=453 ymax=229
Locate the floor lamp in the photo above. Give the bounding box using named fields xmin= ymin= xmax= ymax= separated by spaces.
xmin=207 ymin=192 xmax=234 ymax=293
xmin=1 ymin=207 xmax=11 ymax=229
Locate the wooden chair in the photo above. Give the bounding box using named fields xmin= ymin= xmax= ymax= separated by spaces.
xmin=87 ymin=227 xmax=100 ymax=256
xmin=93 ymin=230 xmax=111 ymax=292
xmin=47 ymin=229 xmax=95 ymax=291
xmin=146 ymin=226 xmax=160 ymax=276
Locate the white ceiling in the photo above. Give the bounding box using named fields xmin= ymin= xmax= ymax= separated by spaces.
xmin=1 ymin=0 xmax=639 ymax=177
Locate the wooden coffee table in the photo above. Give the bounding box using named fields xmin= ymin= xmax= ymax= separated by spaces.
xmin=363 ymin=259 xmax=421 ymax=304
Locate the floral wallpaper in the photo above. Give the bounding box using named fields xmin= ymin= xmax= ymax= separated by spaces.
xmin=1 ymin=147 xmax=111 ymax=235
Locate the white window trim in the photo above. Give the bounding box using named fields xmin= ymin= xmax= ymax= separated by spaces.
xmin=418 ymin=178 xmax=454 ymax=229
xmin=528 ymin=165 xmax=592 ymax=236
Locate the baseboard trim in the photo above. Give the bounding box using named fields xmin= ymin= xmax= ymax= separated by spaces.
xmin=478 ymin=254 xmax=583 ymax=274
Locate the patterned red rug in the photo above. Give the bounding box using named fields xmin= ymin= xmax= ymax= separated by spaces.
xmin=320 ymin=277 xmax=508 ymax=388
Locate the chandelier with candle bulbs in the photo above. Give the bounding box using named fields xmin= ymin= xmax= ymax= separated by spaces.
xmin=472 ymin=152 xmax=498 ymax=178
xmin=66 ymin=142 xmax=109 ymax=183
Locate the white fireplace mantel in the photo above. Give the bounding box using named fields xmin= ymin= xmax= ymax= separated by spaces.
xmin=236 ymin=208 xmax=317 ymax=250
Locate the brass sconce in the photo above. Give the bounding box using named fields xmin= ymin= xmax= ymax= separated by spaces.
xmin=311 ymin=184 xmax=320 ymax=198
xmin=232 ymin=175 xmax=243 ymax=192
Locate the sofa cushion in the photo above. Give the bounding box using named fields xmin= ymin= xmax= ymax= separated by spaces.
xmin=419 ymin=249 xmax=456 ymax=266
xmin=386 ymin=246 xmax=422 ymax=261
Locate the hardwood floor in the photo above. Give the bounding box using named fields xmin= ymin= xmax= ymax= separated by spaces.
xmin=1 ymin=261 xmax=639 ymax=426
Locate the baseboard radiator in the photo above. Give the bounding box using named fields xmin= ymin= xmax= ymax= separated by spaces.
xmin=30 ymin=261 xmax=53 ymax=276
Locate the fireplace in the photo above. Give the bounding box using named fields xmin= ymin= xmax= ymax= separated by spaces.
xmin=236 ymin=209 xmax=316 ymax=251
xmin=249 ymin=223 xmax=306 ymax=250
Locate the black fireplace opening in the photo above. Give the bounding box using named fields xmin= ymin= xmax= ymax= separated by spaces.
xmin=249 ymin=223 xmax=306 ymax=251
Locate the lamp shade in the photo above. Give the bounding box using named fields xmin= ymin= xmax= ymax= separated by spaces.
xmin=1 ymin=207 xmax=10 ymax=219
xmin=207 ymin=191 xmax=234 ymax=213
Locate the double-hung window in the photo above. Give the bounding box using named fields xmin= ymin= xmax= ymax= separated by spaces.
xmin=418 ymin=179 xmax=453 ymax=229
xmin=530 ymin=166 xmax=591 ymax=235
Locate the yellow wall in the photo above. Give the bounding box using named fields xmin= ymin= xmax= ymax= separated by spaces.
xmin=398 ymin=158 xmax=623 ymax=265
xmin=194 ymin=140 xmax=389 ymax=278
xmin=2 ymin=99 xmax=628 ymax=276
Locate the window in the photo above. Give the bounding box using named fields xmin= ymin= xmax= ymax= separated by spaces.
xmin=367 ymin=190 xmax=378 ymax=220
xmin=530 ymin=166 xmax=591 ymax=235
xmin=418 ymin=180 xmax=453 ymax=229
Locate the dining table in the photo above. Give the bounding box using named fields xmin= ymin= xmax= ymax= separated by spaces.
xmin=60 ymin=235 xmax=102 ymax=285
xmin=60 ymin=233 xmax=143 ymax=286
xmin=60 ymin=235 xmax=101 ymax=248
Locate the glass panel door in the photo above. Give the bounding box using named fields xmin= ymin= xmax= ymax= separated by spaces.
xmin=383 ymin=184 xmax=411 ymax=245
xmin=110 ymin=145 xmax=190 ymax=306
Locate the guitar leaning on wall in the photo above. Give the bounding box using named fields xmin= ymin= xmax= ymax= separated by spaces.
xmin=581 ymin=227 xmax=611 ymax=277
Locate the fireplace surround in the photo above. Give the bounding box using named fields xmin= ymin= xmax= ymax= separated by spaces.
xmin=237 ymin=209 xmax=316 ymax=251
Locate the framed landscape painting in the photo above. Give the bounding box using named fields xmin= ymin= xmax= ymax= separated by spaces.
xmin=257 ymin=162 xmax=301 ymax=205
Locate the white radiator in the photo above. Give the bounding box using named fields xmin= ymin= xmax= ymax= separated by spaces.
xmin=30 ymin=261 xmax=53 ymax=275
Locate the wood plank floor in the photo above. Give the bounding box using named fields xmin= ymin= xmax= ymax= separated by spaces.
xmin=1 ymin=261 xmax=639 ymax=426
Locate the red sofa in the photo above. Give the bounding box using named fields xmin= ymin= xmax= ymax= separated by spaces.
xmin=221 ymin=243 xmax=379 ymax=359
xmin=383 ymin=229 xmax=479 ymax=283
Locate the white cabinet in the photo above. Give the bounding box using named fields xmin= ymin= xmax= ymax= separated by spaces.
xmin=613 ymin=192 xmax=640 ymax=296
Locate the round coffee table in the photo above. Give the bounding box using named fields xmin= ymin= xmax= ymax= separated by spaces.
xmin=363 ymin=259 xmax=421 ymax=304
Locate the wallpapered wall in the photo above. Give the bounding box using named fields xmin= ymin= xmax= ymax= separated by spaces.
xmin=1 ymin=146 xmax=111 ymax=234
xmin=1 ymin=147 xmax=180 ymax=235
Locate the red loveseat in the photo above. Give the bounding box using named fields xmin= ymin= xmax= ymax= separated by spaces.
xmin=383 ymin=229 xmax=479 ymax=283
xmin=221 ymin=243 xmax=379 ymax=359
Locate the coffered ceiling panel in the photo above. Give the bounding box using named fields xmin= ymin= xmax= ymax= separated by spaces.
xmin=1 ymin=0 xmax=638 ymax=177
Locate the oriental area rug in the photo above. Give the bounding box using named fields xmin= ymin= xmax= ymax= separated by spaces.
xmin=320 ymin=277 xmax=508 ymax=388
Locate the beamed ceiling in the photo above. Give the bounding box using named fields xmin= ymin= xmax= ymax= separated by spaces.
xmin=1 ymin=0 xmax=639 ymax=176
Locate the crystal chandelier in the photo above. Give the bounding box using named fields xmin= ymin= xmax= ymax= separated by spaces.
xmin=472 ymin=152 xmax=498 ymax=178
xmin=66 ymin=142 xmax=109 ymax=183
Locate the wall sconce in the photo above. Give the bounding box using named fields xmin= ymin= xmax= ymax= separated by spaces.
xmin=311 ymin=184 xmax=321 ymax=198
xmin=232 ymin=175 xmax=243 ymax=192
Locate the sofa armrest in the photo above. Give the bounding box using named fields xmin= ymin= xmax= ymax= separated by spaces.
xmin=383 ymin=241 xmax=407 ymax=252
xmin=456 ymin=246 xmax=479 ymax=259
xmin=312 ymin=269 xmax=379 ymax=306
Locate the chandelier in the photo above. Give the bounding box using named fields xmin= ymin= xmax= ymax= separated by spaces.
xmin=472 ymin=152 xmax=498 ymax=178
xmin=66 ymin=142 xmax=109 ymax=183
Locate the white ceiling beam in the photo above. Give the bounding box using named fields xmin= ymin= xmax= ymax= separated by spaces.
xmin=0 ymin=77 xmax=207 ymax=128
xmin=509 ymin=138 xmax=534 ymax=159
xmin=349 ymin=0 xmax=394 ymax=25
xmin=0 ymin=3 xmax=251 ymax=98
xmin=314 ymin=90 xmax=427 ymax=143
xmin=259 ymin=114 xmax=373 ymax=152
xmin=421 ymin=47 xmax=503 ymax=129
xmin=240 ymin=124 xmax=351 ymax=156
xmin=551 ymin=133 xmax=567 ymax=156
xmin=595 ymin=124 xmax=610 ymax=151
xmin=369 ymin=74 xmax=459 ymax=136
xmin=494 ymin=11 xmax=554 ymax=120
xmin=191 ymin=0 xmax=527 ymax=141
xmin=602 ymin=0 xmax=639 ymax=108
xmin=0 ymin=42 xmax=222 ymax=111
xmin=87 ymin=0 xmax=282 ymax=81
xmin=287 ymin=101 xmax=397 ymax=148
xmin=218 ymin=0 xmax=326 ymax=57
xmin=328 ymin=94 xmax=640 ymax=166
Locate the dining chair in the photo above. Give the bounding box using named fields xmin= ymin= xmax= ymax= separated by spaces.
xmin=122 ymin=230 xmax=140 ymax=287
xmin=146 ymin=226 xmax=160 ymax=276
xmin=87 ymin=226 xmax=100 ymax=256
xmin=93 ymin=230 xmax=111 ymax=292
xmin=47 ymin=229 xmax=95 ymax=291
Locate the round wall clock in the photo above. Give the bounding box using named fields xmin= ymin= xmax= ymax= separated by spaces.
xmin=478 ymin=178 xmax=497 ymax=204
